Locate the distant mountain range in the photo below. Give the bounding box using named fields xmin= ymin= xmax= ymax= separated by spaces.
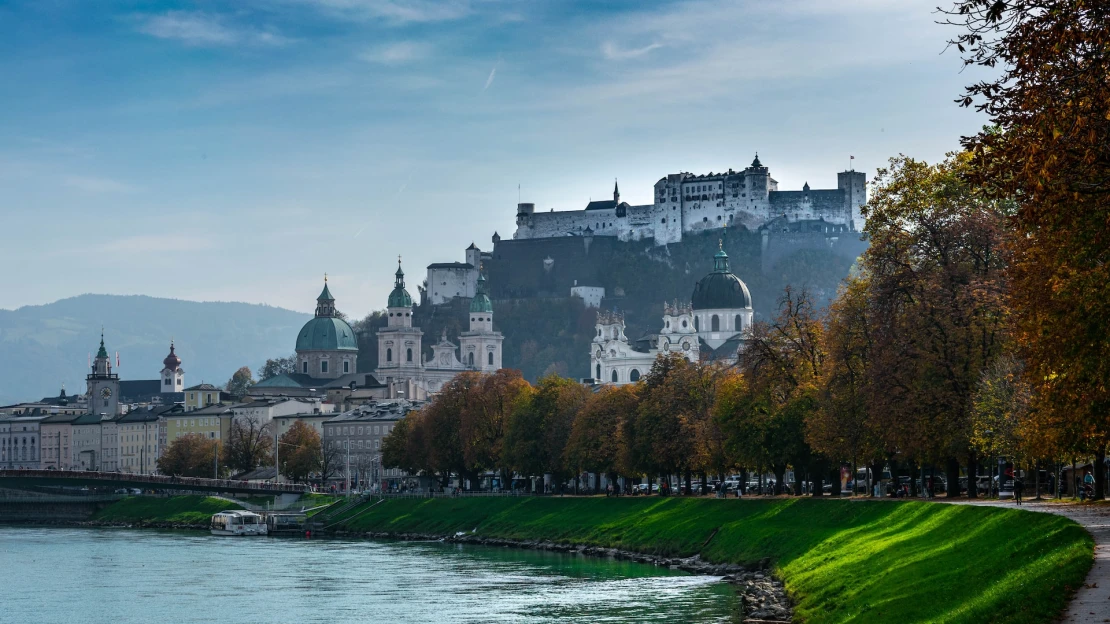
xmin=0 ymin=294 xmax=310 ymax=406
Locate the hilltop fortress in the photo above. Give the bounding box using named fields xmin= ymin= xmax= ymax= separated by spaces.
xmin=512 ymin=155 xmax=866 ymax=245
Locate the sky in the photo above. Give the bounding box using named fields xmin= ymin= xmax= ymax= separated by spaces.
xmin=0 ymin=0 xmax=987 ymax=318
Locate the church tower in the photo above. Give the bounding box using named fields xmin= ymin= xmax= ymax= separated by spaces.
xmin=378 ymin=257 xmax=424 ymax=371
xmin=459 ymin=270 xmax=503 ymax=371
xmin=160 ymin=340 xmax=184 ymax=393
xmin=86 ymin=332 xmax=120 ymax=416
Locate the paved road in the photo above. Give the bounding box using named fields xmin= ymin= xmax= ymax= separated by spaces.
xmin=939 ymin=499 xmax=1110 ymax=623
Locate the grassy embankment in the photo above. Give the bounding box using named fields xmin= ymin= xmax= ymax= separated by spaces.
xmin=92 ymin=495 xmax=241 ymax=524
xmin=331 ymin=497 xmax=1091 ymax=624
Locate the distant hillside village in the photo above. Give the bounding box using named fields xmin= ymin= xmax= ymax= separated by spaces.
xmin=1 ymin=154 xmax=867 ymax=489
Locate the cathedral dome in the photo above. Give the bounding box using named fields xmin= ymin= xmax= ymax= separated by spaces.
xmin=296 ymin=317 xmax=359 ymax=352
xmin=162 ymin=342 xmax=181 ymax=371
xmin=691 ymin=245 xmax=752 ymax=310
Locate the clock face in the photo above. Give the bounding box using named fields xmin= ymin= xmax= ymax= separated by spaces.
xmin=101 ymin=387 xmax=113 ymax=398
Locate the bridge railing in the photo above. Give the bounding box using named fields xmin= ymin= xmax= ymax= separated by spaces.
xmin=0 ymin=469 xmax=310 ymax=494
xmin=0 ymin=494 xmax=127 ymax=504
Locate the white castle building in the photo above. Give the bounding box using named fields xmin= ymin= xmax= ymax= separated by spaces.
xmin=592 ymin=244 xmax=753 ymax=385
xmin=376 ymin=259 xmax=504 ymax=397
xmin=515 ymin=155 xmax=866 ymax=245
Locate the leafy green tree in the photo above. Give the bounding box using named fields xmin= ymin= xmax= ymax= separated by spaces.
xmin=257 ymin=354 xmax=296 ymax=381
xmin=225 ymin=366 xmax=255 ymax=398
xmin=504 ymin=375 xmax=589 ymax=491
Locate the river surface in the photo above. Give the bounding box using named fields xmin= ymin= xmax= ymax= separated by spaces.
xmin=0 ymin=527 xmax=739 ymax=623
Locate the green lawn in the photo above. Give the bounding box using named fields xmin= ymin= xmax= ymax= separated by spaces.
xmin=92 ymin=495 xmax=242 ymax=524
xmin=334 ymin=497 xmax=1091 ymax=624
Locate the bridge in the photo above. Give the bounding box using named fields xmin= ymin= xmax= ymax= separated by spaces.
xmin=0 ymin=469 xmax=311 ymax=495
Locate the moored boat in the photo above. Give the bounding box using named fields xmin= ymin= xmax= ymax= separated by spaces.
xmin=210 ymin=510 xmax=267 ymax=536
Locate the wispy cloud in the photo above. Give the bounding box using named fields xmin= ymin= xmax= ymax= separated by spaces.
xmin=135 ymin=11 xmax=295 ymax=47
xmin=291 ymin=0 xmax=471 ymax=24
xmin=483 ymin=65 xmax=497 ymax=91
xmin=63 ymin=175 xmax=139 ymax=194
xmin=601 ymin=41 xmax=662 ymax=61
xmin=358 ymin=41 xmax=431 ymax=65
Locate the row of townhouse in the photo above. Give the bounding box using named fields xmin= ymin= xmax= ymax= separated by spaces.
xmin=1 ymin=397 xmax=333 ymax=474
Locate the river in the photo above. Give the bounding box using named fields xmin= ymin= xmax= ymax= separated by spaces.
xmin=0 ymin=527 xmax=739 ymax=623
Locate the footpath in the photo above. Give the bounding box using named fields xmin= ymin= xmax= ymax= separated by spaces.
xmin=939 ymin=499 xmax=1110 ymax=624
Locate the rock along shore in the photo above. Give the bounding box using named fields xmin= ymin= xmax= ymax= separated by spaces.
xmin=344 ymin=530 xmax=793 ymax=623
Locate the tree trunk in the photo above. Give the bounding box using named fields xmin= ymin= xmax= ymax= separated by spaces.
xmin=811 ymin=461 xmax=824 ymax=497
xmin=908 ymin=462 xmax=918 ymax=497
xmin=684 ymin=469 xmax=693 ymax=496
xmin=830 ymin=465 xmax=842 ymax=496
xmin=966 ymin=452 xmax=978 ymax=499
xmin=773 ymin=464 xmax=786 ymax=495
xmin=945 ymin=457 xmax=960 ymax=499
xmin=700 ymin=472 xmax=709 ymax=496
xmin=794 ymin=466 xmax=804 ymax=497
xmin=1097 ymin=445 xmax=1107 ymax=500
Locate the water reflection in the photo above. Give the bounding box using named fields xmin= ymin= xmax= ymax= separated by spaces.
xmin=0 ymin=528 xmax=738 ymax=623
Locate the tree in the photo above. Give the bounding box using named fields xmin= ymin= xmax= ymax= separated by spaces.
xmin=278 ymin=421 xmax=322 ymax=483
xmin=944 ymin=0 xmax=1110 ymax=497
xmin=222 ymin=413 xmax=273 ymax=475
xmin=619 ymin=354 xmax=698 ymax=491
xmin=226 ymin=366 xmax=255 ymax=398
xmin=504 ymin=374 xmax=589 ymax=491
xmin=729 ymin=287 xmax=823 ymax=494
xmin=809 ymin=274 xmax=886 ymax=495
xmin=566 ymin=385 xmax=639 ymax=492
xmin=460 ymin=369 xmax=531 ymax=487
xmin=862 ymin=154 xmax=1007 ymax=495
xmin=257 ymin=354 xmax=297 ymax=381
xmin=319 ymin=439 xmax=344 ymax=484
xmin=157 ymin=434 xmax=219 ymax=477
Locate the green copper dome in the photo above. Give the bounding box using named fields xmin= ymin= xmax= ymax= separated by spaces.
xmin=691 ymin=243 xmax=752 ymax=310
xmin=297 ymin=278 xmax=358 ymax=352
xmin=96 ymin=333 xmax=108 ymax=359
xmin=470 ymin=273 xmax=493 ymax=313
xmin=296 ymin=317 xmax=359 ymax=352
xmin=388 ymin=258 xmax=413 ymax=308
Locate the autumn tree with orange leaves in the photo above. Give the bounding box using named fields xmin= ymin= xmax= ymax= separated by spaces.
xmin=944 ymin=0 xmax=1110 ymax=497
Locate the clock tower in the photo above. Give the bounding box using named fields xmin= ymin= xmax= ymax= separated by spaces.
xmin=86 ymin=332 xmax=120 ymax=417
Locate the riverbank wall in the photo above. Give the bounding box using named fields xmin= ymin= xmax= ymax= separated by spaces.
xmin=321 ymin=496 xmax=1092 ymax=624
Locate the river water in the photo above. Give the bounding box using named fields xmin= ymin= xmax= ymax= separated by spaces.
xmin=0 ymin=527 xmax=739 ymax=623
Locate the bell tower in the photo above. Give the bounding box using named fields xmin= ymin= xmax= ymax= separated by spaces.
xmin=378 ymin=257 xmax=424 ymax=371
xmin=459 ymin=269 xmax=503 ymax=371
xmin=86 ymin=331 xmax=120 ymax=416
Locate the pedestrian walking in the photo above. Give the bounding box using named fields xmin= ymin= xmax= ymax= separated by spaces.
xmin=1014 ymin=476 xmax=1024 ymax=505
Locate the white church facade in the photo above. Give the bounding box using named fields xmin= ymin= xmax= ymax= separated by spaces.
xmin=376 ymin=259 xmax=505 ymax=398
xmin=592 ymin=245 xmax=753 ymax=385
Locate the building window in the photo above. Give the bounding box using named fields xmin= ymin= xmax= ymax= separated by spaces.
xmin=343 ymin=361 xmax=350 ymax=374
xmin=321 ymin=360 xmax=329 ymax=374
xmin=406 ymin=348 xmax=413 ymax=362
xmin=303 ymin=361 xmax=309 ymax=373
xmin=386 ymin=348 xmax=393 ymax=362
xmin=711 ymin=315 xmax=720 ymax=331
xmin=468 ymin=352 xmax=475 ymax=367
xmin=735 ymin=314 xmax=742 ymax=330
xmin=488 ymin=352 xmax=494 ymax=366
xmin=630 ymin=369 xmax=641 ymax=382
xmin=611 ymin=370 xmax=619 ymax=383
xmin=694 ymin=317 xmax=700 ymax=331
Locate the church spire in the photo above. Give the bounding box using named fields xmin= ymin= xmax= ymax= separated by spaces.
xmin=315 ymin=275 xmax=336 ymax=317
xmin=388 ymin=256 xmax=414 ymax=308
xmin=613 ymin=178 xmax=620 ymax=203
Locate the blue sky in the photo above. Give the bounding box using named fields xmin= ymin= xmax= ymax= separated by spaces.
xmin=0 ymin=0 xmax=985 ymax=317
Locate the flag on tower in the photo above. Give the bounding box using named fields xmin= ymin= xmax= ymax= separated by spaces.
xmin=116 ymin=352 xmax=120 ymax=368
xmin=850 ymin=155 xmax=855 ymax=159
